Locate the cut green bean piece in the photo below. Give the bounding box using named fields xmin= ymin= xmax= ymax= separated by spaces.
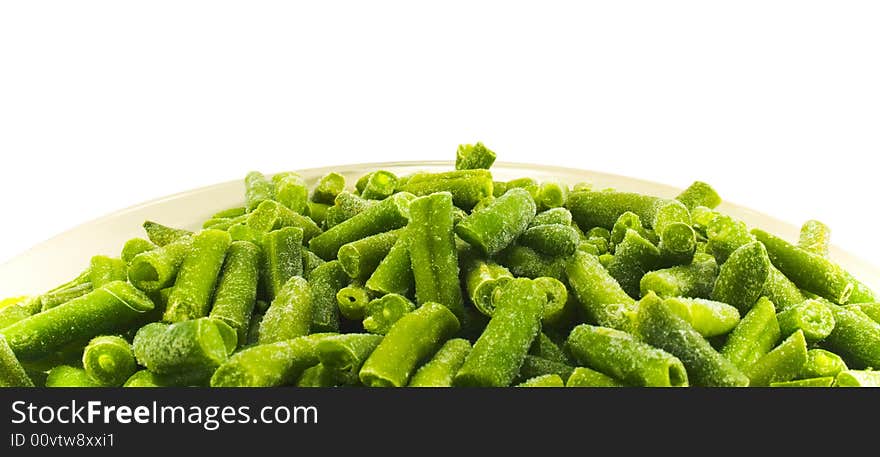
xmin=40 ymin=282 xmax=93 ymax=311
xmin=296 ymin=363 xmax=351 ymax=387
xmin=361 ymin=170 xmax=399 ymax=200
xmin=363 ymin=294 xmax=415 ymax=335
xmin=1 ymin=282 xmax=154 ymax=361
xmin=638 ymin=293 xmax=749 ymax=387
xmin=312 ymin=172 xmax=346 ymax=204
xmin=399 ymin=170 xmax=494 ymax=210
xmin=721 ymin=297 xmax=781 ymax=370
xmin=408 ymin=192 xmax=464 ymax=318
xmin=519 ymin=224 xmax=579 ymax=257
xmin=516 ymin=374 xmax=564 ymax=387
xmin=365 ymin=235 xmax=413 ymax=296
xmin=711 ymin=242 xmax=770 ymax=312
xmin=409 ymin=338 xmax=472 ymax=387
xmin=531 ymin=207 xmax=573 ymax=227
xmin=133 ymin=318 xmax=233 ymax=376
xmin=770 ymin=377 xmax=834 ymax=388
xmin=259 ymin=276 xmax=312 ymax=344
xmin=498 ymin=245 xmax=567 ymax=281
xmin=846 ymin=303 xmax=880 ymax=324
xmin=518 ymin=356 xmax=574 ymax=382
xmin=798 ymin=220 xmax=830 ymax=258
xmin=273 ymin=172 xmax=309 ymax=214
xmin=316 ymin=333 xmax=383 ymax=375
xmin=776 ymin=299 xmax=835 ymax=343
xmin=360 ymin=303 xmax=460 ymax=387
xmin=532 ymin=277 xmax=568 ymax=327
xmin=309 ymin=192 xmax=414 ymax=260
xmin=262 ymin=227 xmax=304 ymax=301
xmin=566 ymin=250 xmax=636 ymax=330
xmin=567 ymin=190 xmax=690 ymax=241
xmin=143 ymin=221 xmax=192 ymax=247
xmin=658 ymin=222 xmax=696 ymax=266
xmin=800 ymin=349 xmax=848 ymax=379
xmin=566 ymin=324 xmax=687 ymax=387
xmin=753 ymin=228 xmax=854 ymax=304
xmin=163 ymin=229 xmax=231 ymax=322
xmin=211 ymin=333 xmax=334 ymax=387
xmin=661 ymin=297 xmax=740 ymax=337
xmin=338 ymin=229 xmax=401 ymax=281
xmin=610 ymin=212 xmax=656 ymax=246
xmin=464 ymin=260 xmax=513 ymax=317
xmin=823 ymin=306 xmax=880 ymax=369
xmin=675 ymin=181 xmax=721 ymax=210
xmin=123 ymin=369 xmax=209 ymax=387
xmin=88 ymin=255 xmax=127 ymax=288
xmin=228 ymin=222 xmax=264 ymax=246
xmin=307 ymin=201 xmax=330 ymax=226
xmin=209 ymin=241 xmax=260 ymax=344
xmin=0 ymin=335 xmax=33 ymax=387
xmin=0 ymin=303 xmax=33 ymax=331
xmin=122 ymin=238 xmax=156 ymax=265
xmin=640 ymin=254 xmax=717 ymax=299
xmin=846 ymin=275 xmax=877 ymax=304
xmin=128 ymin=236 xmax=193 ymax=292
xmin=536 ymin=181 xmax=569 ymax=210
xmin=325 ymin=192 xmax=375 ymax=229
xmin=245 ymin=171 xmax=275 ymax=212
xmin=45 ymin=365 xmax=101 ymax=387
xmin=454 ymin=279 xmax=546 ymax=387
xmin=744 ymin=330 xmax=808 ymax=387
xmin=213 ymin=207 xmax=247 ymax=219
xmin=566 ymin=366 xmax=625 ymax=387
xmin=834 ymin=370 xmax=880 ymax=387
xmin=455 ymin=142 xmax=496 ymax=170
xmin=607 ymin=229 xmax=661 ymax=298
xmin=456 ymin=188 xmax=536 ymax=256
xmin=705 ymin=215 xmax=753 ymax=264
xmin=82 ymin=335 xmax=136 ymax=387
xmin=309 ymin=261 xmax=350 ymax=333
xmin=336 ymin=283 xmax=372 ymax=321
xmin=762 ymin=267 xmax=807 ymax=312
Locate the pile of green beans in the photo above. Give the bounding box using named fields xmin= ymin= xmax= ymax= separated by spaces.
xmin=2 ymin=142 xmax=879 ymax=388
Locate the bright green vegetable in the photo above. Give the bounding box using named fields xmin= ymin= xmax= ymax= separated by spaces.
xmin=518 ymin=224 xmax=579 ymax=257
xmin=834 ymin=370 xmax=880 ymax=387
xmin=338 ymin=229 xmax=401 ymax=281
xmin=823 ymin=306 xmax=880 ymax=369
xmin=565 ymin=251 xmax=636 ymax=331
xmin=639 ymin=254 xmax=717 ymax=299
xmin=456 ymin=187 xmax=536 ymax=256
xmin=164 ymin=229 xmax=231 ymax=322
xmin=798 ymin=220 xmax=830 ymax=257
xmin=336 ymin=283 xmax=372 ymax=321
xmin=531 ymin=207 xmax=573 ymax=227
xmin=399 ymin=169 xmax=493 ymax=210
xmin=133 ymin=318 xmax=234 ymax=377
xmin=606 ymin=229 xmax=661 ymax=298
xmin=309 ymin=261 xmax=350 ymax=333
xmin=516 ymin=374 xmax=564 ymax=387
xmin=464 ymin=260 xmax=513 ymax=317
xmin=409 ymin=338 xmax=472 ymax=387
xmin=776 ymin=299 xmax=835 ymax=343
xmin=316 ymin=333 xmax=383 ymax=375
xmin=88 ymin=255 xmax=127 ymax=288
xmin=744 ymin=330 xmax=808 ymax=387
xmin=45 ymin=365 xmax=101 ymax=387
xmin=0 ymin=335 xmax=33 ymax=387
xmin=362 ymin=294 xmax=415 ymax=335
xmin=360 ymin=170 xmax=399 ymax=200
xmin=121 ymin=238 xmax=157 ymax=264
xmin=408 ymin=192 xmax=464 ymax=318
xmin=518 ymin=356 xmax=574 ymax=383
xmin=262 ymin=227 xmax=304 ymax=301
xmin=710 ymin=242 xmax=770 ymax=312
xmin=846 ymin=303 xmax=880 ymax=324
xmin=259 ymin=276 xmax=312 ymax=344
xmin=273 ymin=172 xmax=309 ymax=214
xmin=82 ymin=335 xmax=136 ymax=386
xmin=210 ymin=333 xmax=333 ymax=387
xmin=209 ymin=241 xmax=260 ymax=344
xmin=800 ymin=349 xmax=848 ymax=379
xmin=365 ymin=234 xmax=414 ymax=296
xmin=675 ymin=181 xmax=721 ymax=210
xmin=770 ymin=377 xmax=834 ymax=388
xmin=312 ymin=172 xmax=346 ymax=204
xmin=455 ymin=142 xmax=496 ymax=170
xmin=143 ymin=221 xmax=192 ymax=247
xmin=661 ymin=297 xmax=740 ymax=337
xmin=721 ymin=297 xmax=781 ymax=370
xmin=128 ymin=236 xmax=193 ymax=292
xmin=565 ymin=367 xmax=625 ymax=387
xmin=245 ymin=171 xmax=275 ymax=212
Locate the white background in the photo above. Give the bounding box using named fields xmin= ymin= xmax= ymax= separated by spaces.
xmin=1 ymin=1 xmax=878 ymax=266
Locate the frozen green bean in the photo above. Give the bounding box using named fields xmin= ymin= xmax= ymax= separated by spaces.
xmin=164 ymin=229 xmax=231 ymax=322
xmin=302 ymin=250 xmax=325 ymax=279
xmin=312 ymin=172 xmax=346 ymax=204
xmin=661 ymin=297 xmax=740 ymax=337
xmin=753 ymin=228 xmax=854 ymax=304
xmin=365 ymin=235 xmax=413 ymax=296
xmin=721 ymin=297 xmax=781 ymax=370
xmin=360 ymin=303 xmax=459 ymax=387
xmin=133 ymin=318 xmax=234 ymax=377
xmin=761 ymin=267 xmax=807 ymax=312
xmin=338 ymin=229 xmax=401 ymax=281
xmin=316 ymin=333 xmax=383 ymax=375
xmin=518 ymin=356 xmax=574 ymax=382
xmin=658 ymin=222 xmax=696 ymax=266
xmin=498 ymin=245 xmax=567 ymax=281
xmin=0 ymin=335 xmax=33 ymax=387
xmin=454 ymin=279 xmax=545 ymax=387
xmin=455 ymin=142 xmax=496 ymax=170
xmin=531 ymin=207 xmax=573 ymax=227
xmin=409 ymin=338 xmax=472 ymax=387
xmin=606 ymin=229 xmax=661 ymax=298
xmin=516 ymin=374 xmax=564 ymax=387
xmin=823 ymin=305 xmax=880 ymax=369
xmin=325 ymin=192 xmax=374 ymax=229
xmin=245 ymin=171 xmax=275 ymax=212
xmin=776 ymin=299 xmax=835 ymax=343
xmin=82 ymin=335 xmax=136 ymax=386
xmin=309 ymin=261 xmax=350 ymax=333
xmin=456 ymin=188 xmax=536 ymax=256
xmin=846 ymin=303 xmax=880 ymax=324
xmin=262 ymin=227 xmax=304 ymax=301
xmin=209 ymin=241 xmax=260 ymax=343
xmin=1 ymin=281 xmax=154 ymax=360
xmin=744 ymin=330 xmax=808 ymax=387
xmin=45 ymin=365 xmax=101 ymax=387
xmin=121 ymin=238 xmax=156 ymax=264
xmin=798 ymin=220 xmax=830 ymax=257
xmin=464 ymin=260 xmax=513 ymax=317
xmin=834 ymin=370 xmax=880 ymax=387
xmin=213 ymin=207 xmax=247 ymax=219
xmin=363 ymin=294 xmax=415 ymax=335
xmin=710 ymin=242 xmax=770 ymax=312
xmin=566 ymin=251 xmax=636 ymax=331
xmin=40 ymin=282 xmax=93 ymax=311
xmin=360 ymin=170 xmax=398 ymax=200
xmin=536 ymin=181 xmax=569 ymax=210
xmin=770 ymin=377 xmax=834 ymax=388
xmin=336 ymin=283 xmax=372 ymax=321
xmin=143 ymin=221 xmax=192 ymax=247
xmin=675 ymin=181 xmax=721 ymax=210
xmin=565 ymin=366 xmax=625 ymax=387
xmin=307 ymin=201 xmax=330 ymax=226
xmin=640 ymin=253 xmax=717 ymax=299
xmin=705 ymin=215 xmax=753 ymax=264
xmin=399 ymin=169 xmax=493 ymax=210
xmin=610 ymin=212 xmax=656 ymax=246
xmin=519 ymin=224 xmax=579 ymax=257
xmin=309 ymin=192 xmax=414 ymax=260
xmin=259 ymin=276 xmax=312 ymax=344
xmin=273 ymin=172 xmax=309 ymax=214
xmin=128 ymin=236 xmax=193 ymax=292
xmin=638 ymin=294 xmax=749 ymax=387
xmin=211 ymin=333 xmax=333 ymax=387
xmin=408 ymin=192 xmax=464 ymax=317
xmin=799 ymin=349 xmax=847 ymax=379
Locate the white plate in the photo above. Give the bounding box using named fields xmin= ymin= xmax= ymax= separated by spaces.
xmin=1 ymin=161 xmax=877 ymax=297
